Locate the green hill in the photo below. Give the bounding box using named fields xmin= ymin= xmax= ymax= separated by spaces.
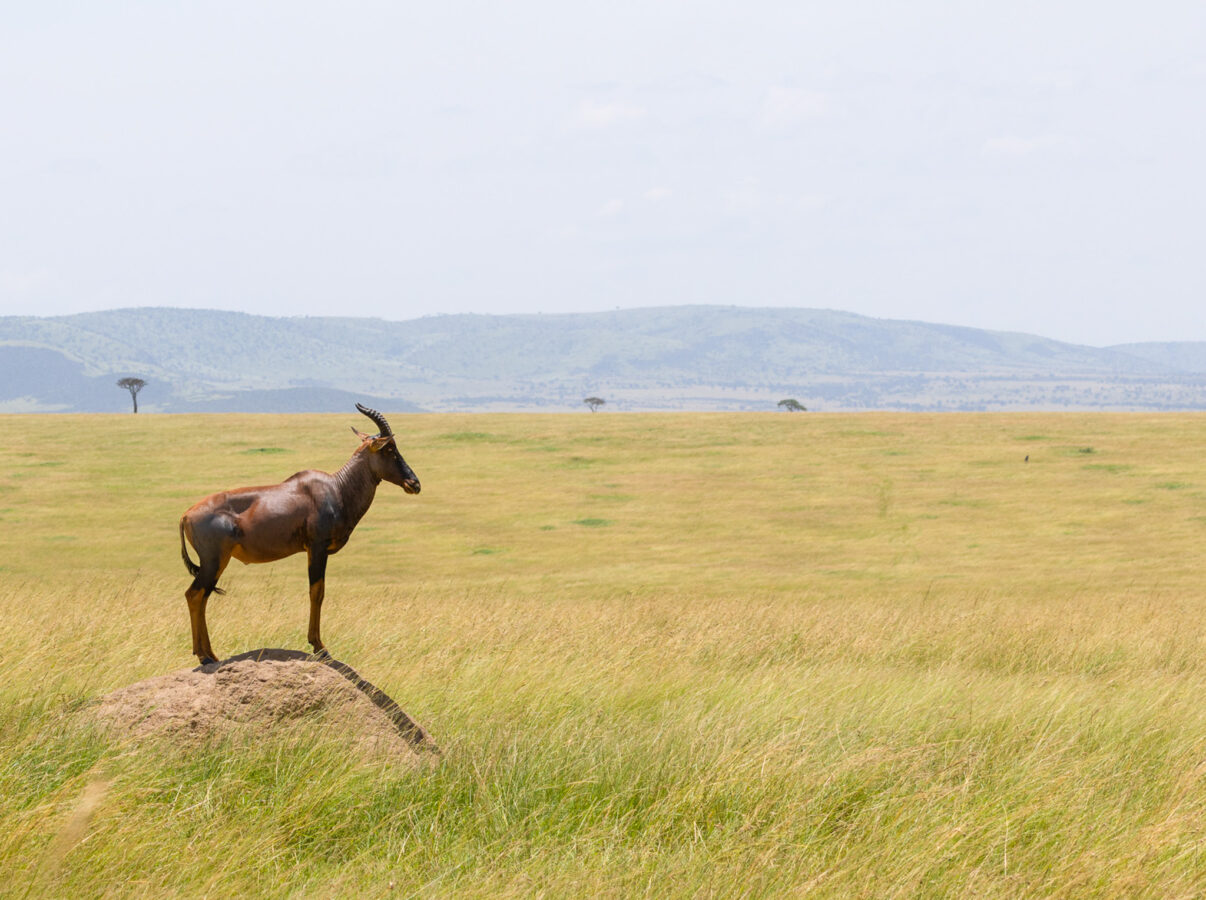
xmin=1 ymin=306 xmax=1203 ymax=411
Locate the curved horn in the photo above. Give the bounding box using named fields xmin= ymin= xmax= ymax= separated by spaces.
xmin=355 ymin=403 xmax=393 ymax=437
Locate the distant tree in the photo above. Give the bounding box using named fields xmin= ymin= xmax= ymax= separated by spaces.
xmin=584 ymin=396 xmax=606 ymax=413
xmin=117 ymin=377 xmax=147 ymax=413
xmin=777 ymin=398 xmax=806 ymax=412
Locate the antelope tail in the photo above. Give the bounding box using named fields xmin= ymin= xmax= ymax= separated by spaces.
xmin=179 ymin=518 xmax=225 ymax=595
xmin=180 ymin=519 xmax=200 ymax=578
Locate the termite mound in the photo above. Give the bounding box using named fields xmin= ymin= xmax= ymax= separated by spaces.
xmin=92 ymin=649 xmax=438 ymax=764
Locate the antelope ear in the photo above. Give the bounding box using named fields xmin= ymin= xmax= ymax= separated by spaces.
xmin=369 ymin=435 xmax=396 ymax=451
xmin=351 ymin=426 xmax=372 ymax=441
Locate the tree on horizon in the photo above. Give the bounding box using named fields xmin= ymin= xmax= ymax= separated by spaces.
xmin=117 ymin=377 xmax=147 ymax=413
xmin=777 ymin=398 xmax=806 ymax=412
xmin=584 ymin=396 xmax=606 ymax=412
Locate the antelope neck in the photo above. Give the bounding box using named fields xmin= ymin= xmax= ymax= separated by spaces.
xmin=332 ymin=449 xmax=380 ymax=525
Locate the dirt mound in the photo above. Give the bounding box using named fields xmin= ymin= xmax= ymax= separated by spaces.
xmin=93 ymin=649 xmax=437 ymax=763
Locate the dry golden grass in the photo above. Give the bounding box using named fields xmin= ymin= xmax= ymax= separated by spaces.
xmin=0 ymin=412 xmax=1204 ymax=897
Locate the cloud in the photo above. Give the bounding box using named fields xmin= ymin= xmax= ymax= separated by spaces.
xmin=759 ymin=86 xmax=828 ymax=131
xmin=597 ymin=198 xmax=625 ymax=217
xmin=981 ymin=134 xmax=1077 ymax=157
xmin=644 ymin=186 xmax=672 ymax=201
xmin=573 ymin=101 xmax=647 ymax=129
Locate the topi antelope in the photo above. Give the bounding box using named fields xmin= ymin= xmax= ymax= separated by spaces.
xmin=178 ymin=404 xmax=420 ymax=664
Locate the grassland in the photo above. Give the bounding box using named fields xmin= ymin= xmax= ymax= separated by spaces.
xmin=1 ymin=412 xmax=1204 ymax=898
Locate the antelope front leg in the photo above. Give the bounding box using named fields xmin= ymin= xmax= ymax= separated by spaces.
xmin=307 ymin=548 xmax=329 ymax=656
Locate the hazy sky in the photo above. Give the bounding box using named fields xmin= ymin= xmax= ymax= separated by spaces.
xmin=2 ymin=2 xmax=1204 ymax=346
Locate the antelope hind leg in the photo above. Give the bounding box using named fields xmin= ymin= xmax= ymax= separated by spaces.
xmin=186 ymin=582 xmax=218 ymax=664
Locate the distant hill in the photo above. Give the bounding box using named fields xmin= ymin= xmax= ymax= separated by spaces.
xmin=1108 ymin=342 xmax=1206 ymax=375
xmin=1 ymin=306 xmax=1204 ymax=412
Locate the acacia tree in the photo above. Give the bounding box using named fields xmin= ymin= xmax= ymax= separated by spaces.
xmin=777 ymin=398 xmax=806 ymax=412
xmin=584 ymin=396 xmax=606 ymax=413
xmin=117 ymin=377 xmax=147 ymax=413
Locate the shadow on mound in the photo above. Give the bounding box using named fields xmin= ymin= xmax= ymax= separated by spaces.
xmin=196 ymin=648 xmax=437 ymax=753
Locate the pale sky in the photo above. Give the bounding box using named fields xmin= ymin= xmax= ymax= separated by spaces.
xmin=2 ymin=2 xmax=1204 ymax=346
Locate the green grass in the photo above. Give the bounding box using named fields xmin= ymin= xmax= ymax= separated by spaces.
xmin=1 ymin=412 xmax=1205 ymax=897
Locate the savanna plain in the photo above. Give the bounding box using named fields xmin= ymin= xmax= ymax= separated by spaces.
xmin=1 ymin=412 xmax=1204 ymax=898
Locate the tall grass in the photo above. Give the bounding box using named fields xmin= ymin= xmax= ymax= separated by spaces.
xmin=0 ymin=412 xmax=1204 ymax=897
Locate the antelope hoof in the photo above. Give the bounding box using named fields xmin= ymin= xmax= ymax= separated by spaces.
xmin=311 ymin=647 xmax=331 ymax=661
xmin=199 ymin=655 xmax=218 ymax=666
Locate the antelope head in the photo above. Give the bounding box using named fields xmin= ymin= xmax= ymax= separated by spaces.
xmin=352 ymin=403 xmax=421 ymax=494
